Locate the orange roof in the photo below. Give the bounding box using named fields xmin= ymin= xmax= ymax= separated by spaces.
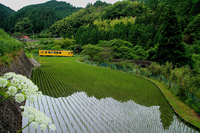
xmin=21 ymin=36 xmax=30 ymax=39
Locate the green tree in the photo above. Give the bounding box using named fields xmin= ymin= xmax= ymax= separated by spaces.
xmin=184 ymin=14 xmax=200 ymax=43
xmin=14 ymin=17 xmax=33 ymax=33
xmin=61 ymin=38 xmax=74 ymax=49
xmin=80 ymin=32 xmax=89 ymax=46
xmin=52 ymin=45 xmax=62 ymax=50
xmin=145 ymin=39 xmax=153 ymax=50
xmin=90 ymin=28 xmax=99 ymax=44
xmin=154 ymin=5 xmax=193 ymax=68
xmin=81 ymin=44 xmax=104 ymax=60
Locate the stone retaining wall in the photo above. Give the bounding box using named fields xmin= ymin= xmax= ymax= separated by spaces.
xmin=0 ymin=50 xmax=32 ymax=132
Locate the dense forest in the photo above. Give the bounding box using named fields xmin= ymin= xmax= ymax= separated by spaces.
xmin=1 ymin=0 xmax=82 ymax=34
xmin=0 ymin=3 xmax=15 ymax=28
xmin=48 ymin=0 xmax=199 ymax=68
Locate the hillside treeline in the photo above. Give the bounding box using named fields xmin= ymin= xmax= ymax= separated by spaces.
xmin=1 ymin=0 xmax=82 ymax=34
xmin=0 ymin=3 xmax=15 ymax=28
xmin=49 ymin=0 xmax=200 ymax=67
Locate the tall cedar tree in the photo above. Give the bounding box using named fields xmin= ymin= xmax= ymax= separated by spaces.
xmin=155 ymin=5 xmax=193 ymax=68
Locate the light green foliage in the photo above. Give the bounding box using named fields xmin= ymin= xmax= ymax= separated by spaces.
xmin=93 ymin=17 xmax=136 ymax=31
xmin=52 ymin=45 xmax=62 ymax=50
xmin=61 ymin=38 xmax=74 ymax=49
xmin=131 ymin=45 xmax=147 ymax=60
xmin=162 ymin=62 xmax=173 ymax=79
xmin=98 ymin=39 xmax=133 ymax=59
xmin=81 ymin=44 xmax=104 ymax=60
xmin=50 ymin=6 xmax=103 ymax=35
xmin=97 ymin=39 xmax=147 ymax=60
xmin=148 ymin=62 xmax=162 ymax=75
xmin=0 ymin=29 xmax=23 ymax=56
xmin=148 ymin=61 xmax=200 ymax=113
xmin=36 ymin=30 xmax=53 ymax=38
xmin=53 ymin=40 xmax=62 ymax=47
xmin=52 ymin=38 xmax=75 ymax=50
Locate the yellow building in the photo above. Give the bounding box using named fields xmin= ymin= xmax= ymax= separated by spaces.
xmin=39 ymin=50 xmax=73 ymax=57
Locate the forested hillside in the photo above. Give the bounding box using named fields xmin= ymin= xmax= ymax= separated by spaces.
xmin=0 ymin=3 xmax=15 ymax=28
xmin=2 ymin=0 xmax=82 ymax=34
xmin=49 ymin=0 xmax=200 ymax=68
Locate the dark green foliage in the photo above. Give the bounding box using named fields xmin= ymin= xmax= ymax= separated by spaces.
xmin=93 ymin=0 xmax=110 ymax=7
xmin=184 ymin=14 xmax=200 ymax=43
xmin=145 ymin=39 xmax=153 ymax=50
xmin=148 ymin=0 xmax=160 ymax=10
xmin=97 ymin=39 xmax=147 ymax=60
xmin=14 ymin=17 xmax=33 ymax=33
xmin=2 ymin=0 xmax=81 ymax=33
xmin=154 ymin=5 xmax=193 ymax=68
xmin=192 ymin=41 xmax=200 ymax=54
xmin=67 ymin=45 xmax=82 ymax=54
xmin=0 ymin=3 xmax=15 ymax=28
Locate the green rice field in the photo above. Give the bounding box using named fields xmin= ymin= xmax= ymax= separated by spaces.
xmin=23 ymin=56 xmax=199 ymax=133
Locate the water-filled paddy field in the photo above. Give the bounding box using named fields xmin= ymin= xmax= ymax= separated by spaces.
xmin=23 ymin=56 xmax=199 ymax=133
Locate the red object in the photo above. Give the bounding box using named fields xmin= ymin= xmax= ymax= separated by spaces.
xmin=20 ymin=36 xmax=30 ymax=39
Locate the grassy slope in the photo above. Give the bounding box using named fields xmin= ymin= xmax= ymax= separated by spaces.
xmin=146 ymin=77 xmax=200 ymax=128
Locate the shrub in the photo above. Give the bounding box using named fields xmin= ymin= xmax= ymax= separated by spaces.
xmin=0 ymin=29 xmax=23 ymax=56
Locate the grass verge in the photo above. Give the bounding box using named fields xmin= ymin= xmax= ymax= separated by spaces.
xmin=148 ymin=77 xmax=200 ymax=128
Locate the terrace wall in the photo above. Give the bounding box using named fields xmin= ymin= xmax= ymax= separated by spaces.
xmin=0 ymin=50 xmax=32 ymax=132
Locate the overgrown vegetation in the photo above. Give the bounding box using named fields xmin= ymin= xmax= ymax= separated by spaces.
xmin=0 ymin=29 xmax=23 ymax=65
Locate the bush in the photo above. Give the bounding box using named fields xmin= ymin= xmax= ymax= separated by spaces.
xmin=32 ymin=49 xmax=39 ymax=54
xmin=52 ymin=45 xmax=62 ymax=50
xmin=192 ymin=104 xmax=200 ymax=115
xmin=61 ymin=38 xmax=74 ymax=49
xmin=185 ymin=99 xmax=193 ymax=106
xmin=53 ymin=39 xmax=62 ymax=46
xmin=2 ymin=55 xmax=11 ymax=66
xmin=0 ymin=29 xmax=23 ymax=57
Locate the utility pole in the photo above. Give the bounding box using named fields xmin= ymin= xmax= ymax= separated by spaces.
xmin=32 ymin=30 xmax=34 ymax=40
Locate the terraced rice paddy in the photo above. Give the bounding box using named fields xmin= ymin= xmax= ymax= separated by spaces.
xmin=23 ymin=56 xmax=199 ymax=133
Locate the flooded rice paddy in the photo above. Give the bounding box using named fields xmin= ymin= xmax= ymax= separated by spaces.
xmin=23 ymin=57 xmax=199 ymax=133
